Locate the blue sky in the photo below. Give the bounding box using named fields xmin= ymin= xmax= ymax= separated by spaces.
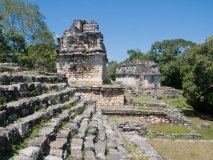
xmin=24 ymin=0 xmax=213 ymax=62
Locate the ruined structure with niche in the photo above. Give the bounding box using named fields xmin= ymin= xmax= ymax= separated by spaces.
xmin=116 ymin=59 xmax=161 ymax=89
xmin=56 ymin=20 xmax=107 ymax=84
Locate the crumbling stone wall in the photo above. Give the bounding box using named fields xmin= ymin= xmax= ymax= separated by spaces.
xmin=56 ymin=20 xmax=107 ymax=84
xmin=116 ymin=60 xmax=161 ymax=89
xmin=74 ymin=86 xmax=125 ymax=106
xmin=56 ymin=54 xmax=106 ymax=84
xmin=101 ymin=109 xmax=191 ymax=126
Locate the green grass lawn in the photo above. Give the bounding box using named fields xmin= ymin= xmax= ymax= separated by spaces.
xmin=161 ymin=97 xmax=193 ymax=110
xmin=146 ymin=125 xmax=191 ymax=134
xmin=148 ymin=139 xmax=213 ymax=160
xmin=108 ymin=115 xmax=138 ymax=123
xmin=188 ymin=117 xmax=213 ymax=140
xmin=125 ymin=92 xmax=159 ymax=103
xmin=124 ymin=91 xmax=213 ymax=140
xmin=160 ymin=96 xmax=213 ymax=140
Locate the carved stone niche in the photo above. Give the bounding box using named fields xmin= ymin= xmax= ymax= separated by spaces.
xmin=67 ymin=36 xmax=77 ymax=44
xmin=88 ymin=35 xmax=97 ymax=49
xmin=74 ymin=41 xmax=85 ymax=49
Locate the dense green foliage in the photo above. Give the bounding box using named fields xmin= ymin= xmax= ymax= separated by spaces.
xmin=125 ymin=49 xmax=148 ymax=62
xmin=106 ymin=61 xmax=118 ymax=81
xmin=181 ymin=39 xmax=213 ymax=114
xmin=147 ymin=39 xmax=196 ymax=88
xmin=0 ymin=0 xmax=55 ymax=72
xmin=106 ymin=38 xmax=212 ymax=114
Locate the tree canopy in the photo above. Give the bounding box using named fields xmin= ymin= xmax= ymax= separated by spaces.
xmin=106 ymin=61 xmax=118 ymax=81
xmin=146 ymin=39 xmax=196 ymax=88
xmin=125 ymin=49 xmax=148 ymax=62
xmin=0 ymin=0 xmax=55 ymax=71
xmin=181 ymin=39 xmax=213 ymax=114
xmin=147 ymin=39 xmax=196 ymax=64
xmin=107 ymin=38 xmax=212 ymax=114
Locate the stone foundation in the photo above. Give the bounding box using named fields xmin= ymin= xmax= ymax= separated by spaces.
xmin=74 ymin=86 xmax=125 ymax=106
xmin=101 ymin=109 xmax=191 ymax=126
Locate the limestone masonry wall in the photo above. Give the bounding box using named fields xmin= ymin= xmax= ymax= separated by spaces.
xmin=116 ymin=60 xmax=161 ymax=88
xmin=74 ymin=86 xmax=125 ymax=106
xmin=57 ymin=54 xmax=106 ymax=84
xmin=56 ymin=20 xmax=107 ymax=84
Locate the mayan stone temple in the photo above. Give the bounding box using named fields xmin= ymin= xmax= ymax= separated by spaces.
xmin=56 ymin=20 xmax=107 ymax=84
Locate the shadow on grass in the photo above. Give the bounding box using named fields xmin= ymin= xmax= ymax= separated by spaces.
xmin=183 ymin=109 xmax=213 ymax=121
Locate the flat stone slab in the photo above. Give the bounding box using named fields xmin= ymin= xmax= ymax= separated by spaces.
xmin=49 ymin=148 xmax=67 ymax=159
xmin=38 ymin=127 xmax=55 ymax=137
xmin=95 ymin=141 xmax=106 ymax=154
xmin=8 ymin=156 xmax=33 ymax=160
xmin=27 ymin=136 xmax=47 ymax=148
xmin=84 ymin=150 xmax=95 ymax=160
xmin=96 ymin=152 xmax=106 ymax=160
xmin=67 ymin=123 xmax=78 ymax=134
xmin=71 ymin=138 xmax=83 ymax=151
xmin=117 ymin=146 xmax=127 ymax=154
xmin=50 ymin=138 xmax=67 ymax=149
xmin=122 ymin=132 xmax=163 ymax=160
xmin=109 ymin=148 xmax=119 ymax=154
xmin=107 ymin=154 xmax=121 ymax=160
xmin=107 ymin=140 xmax=117 ymax=149
xmin=99 ymin=131 xmax=106 ymax=141
xmin=57 ymin=129 xmax=70 ymax=138
xmin=70 ymin=150 xmax=83 ymax=160
xmin=18 ymin=146 xmax=40 ymax=159
xmin=44 ymin=155 xmax=63 ymax=160
xmin=84 ymin=137 xmax=94 ymax=151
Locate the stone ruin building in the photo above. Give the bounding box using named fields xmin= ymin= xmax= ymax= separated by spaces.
xmin=56 ymin=20 xmax=107 ymax=84
xmin=0 ymin=20 xmax=197 ymax=160
xmin=116 ymin=59 xmax=161 ymax=89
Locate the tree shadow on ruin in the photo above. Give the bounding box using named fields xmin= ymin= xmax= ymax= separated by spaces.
xmin=182 ymin=109 xmax=213 ymax=121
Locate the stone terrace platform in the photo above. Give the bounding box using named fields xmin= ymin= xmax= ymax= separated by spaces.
xmin=71 ymin=85 xmax=125 ymax=106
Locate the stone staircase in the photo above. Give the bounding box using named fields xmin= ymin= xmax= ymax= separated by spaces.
xmin=0 ymin=72 xmax=130 ymax=160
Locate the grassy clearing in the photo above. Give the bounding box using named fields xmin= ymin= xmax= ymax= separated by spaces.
xmin=161 ymin=96 xmax=213 ymax=139
xmin=188 ymin=117 xmax=213 ymax=140
xmin=107 ymin=115 xmax=138 ymax=123
xmin=147 ymin=139 xmax=213 ymax=160
xmin=125 ymin=92 xmax=159 ymax=103
xmin=161 ymin=97 xmax=193 ymax=110
xmin=146 ymin=125 xmax=191 ymax=134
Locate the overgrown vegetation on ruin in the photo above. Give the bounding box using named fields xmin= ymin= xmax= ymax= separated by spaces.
xmin=0 ymin=0 xmax=212 ymax=116
xmin=107 ymin=39 xmax=213 ymax=115
xmin=0 ymin=0 xmax=56 ymax=72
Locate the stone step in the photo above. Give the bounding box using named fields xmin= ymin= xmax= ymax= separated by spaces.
xmin=121 ymin=131 xmax=163 ymax=160
xmin=47 ymin=101 xmax=96 ymax=159
xmin=5 ymin=99 xmax=87 ymax=160
xmin=69 ymin=102 xmax=96 ymax=160
xmin=103 ymin=118 xmax=129 ymax=160
xmin=0 ymin=87 xmax=75 ymax=126
xmin=0 ymin=73 xmax=67 ymax=85
xmin=0 ymin=96 xmax=80 ymax=157
xmin=0 ymin=82 xmax=68 ymax=105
